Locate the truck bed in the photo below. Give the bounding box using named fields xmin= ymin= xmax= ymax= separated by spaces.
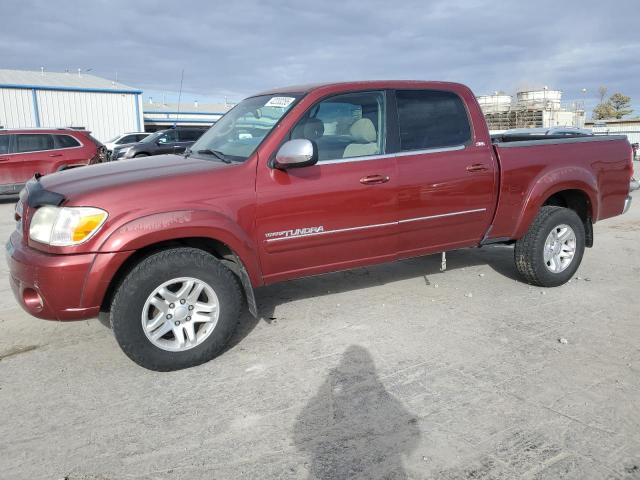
xmin=486 ymin=135 xmax=631 ymax=241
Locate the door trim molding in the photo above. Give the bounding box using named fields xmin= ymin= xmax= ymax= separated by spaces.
xmin=264 ymin=207 xmax=486 ymax=242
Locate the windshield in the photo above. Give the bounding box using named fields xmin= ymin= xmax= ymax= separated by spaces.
xmin=189 ymin=94 xmax=301 ymax=162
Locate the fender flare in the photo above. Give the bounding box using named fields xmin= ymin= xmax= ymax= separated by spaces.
xmin=512 ymin=167 xmax=599 ymax=240
xmin=98 ymin=209 xmax=262 ymax=284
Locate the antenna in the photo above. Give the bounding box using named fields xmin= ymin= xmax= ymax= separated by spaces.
xmin=176 ymin=69 xmax=185 ymax=123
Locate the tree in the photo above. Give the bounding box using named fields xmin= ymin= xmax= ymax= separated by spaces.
xmin=593 ymin=102 xmax=616 ymax=120
xmin=592 ymin=88 xmax=633 ymax=120
xmin=609 ymin=93 xmax=633 ymax=119
xmin=598 ymin=86 xmax=608 ymax=104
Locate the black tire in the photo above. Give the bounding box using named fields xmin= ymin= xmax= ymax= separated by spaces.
xmin=514 ymin=206 xmax=585 ymax=287
xmin=134 ymin=153 xmax=149 ymax=158
xmin=110 ymin=248 xmax=242 ymax=371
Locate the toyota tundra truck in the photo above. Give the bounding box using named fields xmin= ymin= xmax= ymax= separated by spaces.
xmin=5 ymin=81 xmax=634 ymax=371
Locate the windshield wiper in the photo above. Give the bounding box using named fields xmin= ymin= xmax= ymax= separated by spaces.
xmin=194 ymin=149 xmax=232 ymax=164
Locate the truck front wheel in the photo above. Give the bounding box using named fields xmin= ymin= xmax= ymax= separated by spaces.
xmin=110 ymin=248 xmax=242 ymax=371
xmin=514 ymin=206 xmax=585 ymax=287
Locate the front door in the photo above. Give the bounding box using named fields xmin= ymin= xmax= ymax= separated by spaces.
xmin=256 ymin=90 xmax=398 ymax=284
xmin=393 ymin=89 xmax=498 ymax=257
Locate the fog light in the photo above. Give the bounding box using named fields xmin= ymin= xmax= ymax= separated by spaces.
xmin=23 ymin=288 xmax=44 ymax=312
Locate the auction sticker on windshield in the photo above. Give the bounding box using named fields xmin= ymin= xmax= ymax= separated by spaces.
xmin=265 ymin=96 xmax=296 ymax=108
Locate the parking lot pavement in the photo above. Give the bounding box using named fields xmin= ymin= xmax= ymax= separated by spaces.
xmin=0 ymin=191 xmax=639 ymax=480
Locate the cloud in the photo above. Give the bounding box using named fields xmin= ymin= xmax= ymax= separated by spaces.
xmin=1 ymin=0 xmax=638 ymax=113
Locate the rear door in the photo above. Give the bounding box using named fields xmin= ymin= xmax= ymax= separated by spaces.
xmin=256 ymin=90 xmax=398 ymax=283
xmin=9 ymin=134 xmax=58 ymax=182
xmin=393 ymin=89 xmax=497 ymax=257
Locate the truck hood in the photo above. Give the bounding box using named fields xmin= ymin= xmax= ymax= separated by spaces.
xmin=39 ymin=154 xmax=232 ymax=201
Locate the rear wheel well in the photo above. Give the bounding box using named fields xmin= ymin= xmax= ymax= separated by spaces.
xmin=543 ymin=189 xmax=593 ymax=247
xmin=100 ymin=237 xmax=246 ymax=314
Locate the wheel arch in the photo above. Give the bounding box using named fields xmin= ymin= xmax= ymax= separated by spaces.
xmin=99 ymin=236 xmax=258 ymax=318
xmin=513 ymin=171 xmax=599 ymax=244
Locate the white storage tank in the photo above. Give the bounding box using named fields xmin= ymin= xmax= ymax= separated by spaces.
xmin=477 ymin=94 xmax=512 ymax=113
xmin=516 ymin=88 xmax=562 ymax=110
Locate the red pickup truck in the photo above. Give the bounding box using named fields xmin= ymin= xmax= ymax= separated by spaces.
xmin=6 ymin=81 xmax=633 ymax=371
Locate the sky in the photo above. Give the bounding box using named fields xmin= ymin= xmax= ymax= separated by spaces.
xmin=2 ymin=0 xmax=639 ymax=116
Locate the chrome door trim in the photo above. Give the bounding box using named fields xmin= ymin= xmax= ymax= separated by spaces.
xmin=398 ymin=208 xmax=487 ymax=224
xmin=316 ymin=144 xmax=465 ymax=165
xmin=264 ymin=207 xmax=485 ymax=242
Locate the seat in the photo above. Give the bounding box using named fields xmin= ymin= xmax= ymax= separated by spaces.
xmin=343 ymin=118 xmax=379 ymax=158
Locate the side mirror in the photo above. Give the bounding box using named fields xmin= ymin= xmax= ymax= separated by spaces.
xmin=273 ymin=139 xmax=317 ymax=170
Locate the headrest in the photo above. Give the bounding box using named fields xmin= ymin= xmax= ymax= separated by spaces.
xmin=303 ymin=118 xmax=324 ymax=140
xmin=349 ymin=118 xmax=377 ymax=143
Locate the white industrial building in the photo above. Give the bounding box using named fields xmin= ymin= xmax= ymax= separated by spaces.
xmin=0 ymin=69 xmax=143 ymax=141
xmin=142 ymin=100 xmax=233 ymax=131
xmin=478 ymin=88 xmax=584 ymax=131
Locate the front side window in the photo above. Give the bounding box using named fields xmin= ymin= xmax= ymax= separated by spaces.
xmin=15 ymin=134 xmax=54 ymax=153
xmin=0 ymin=135 xmax=10 ymax=155
xmin=190 ymin=94 xmax=301 ymax=162
xmin=157 ymin=130 xmax=178 ymax=144
xmin=291 ymin=91 xmax=386 ymax=161
xmin=396 ymin=90 xmax=471 ymax=151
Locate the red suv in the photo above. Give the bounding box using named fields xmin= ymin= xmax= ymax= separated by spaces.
xmin=0 ymin=128 xmax=105 ymax=195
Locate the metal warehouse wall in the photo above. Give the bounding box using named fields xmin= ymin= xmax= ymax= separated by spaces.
xmin=591 ymin=126 xmax=640 ymax=144
xmin=35 ymin=90 xmax=142 ymax=141
xmin=0 ymin=88 xmax=144 ymax=142
xmin=0 ymin=88 xmax=36 ymax=127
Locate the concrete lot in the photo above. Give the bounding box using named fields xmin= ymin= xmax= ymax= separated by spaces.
xmin=0 ymin=187 xmax=639 ymax=479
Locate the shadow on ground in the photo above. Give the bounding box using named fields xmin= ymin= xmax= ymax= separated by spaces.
xmin=227 ymin=245 xmax=520 ymax=350
xmin=293 ymin=345 xmax=420 ymax=479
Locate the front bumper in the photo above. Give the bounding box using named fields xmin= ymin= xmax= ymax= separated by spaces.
xmin=6 ymin=230 xmax=100 ymax=320
xmin=5 ymin=230 xmax=133 ymax=321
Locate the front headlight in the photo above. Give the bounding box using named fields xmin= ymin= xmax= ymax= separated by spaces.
xmin=29 ymin=206 xmax=108 ymax=246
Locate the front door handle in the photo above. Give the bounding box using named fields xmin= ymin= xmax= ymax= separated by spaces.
xmin=360 ymin=174 xmax=390 ymax=185
xmin=0 ymin=157 xmax=10 ymax=162
xmin=49 ymin=153 xmax=63 ymax=157
xmin=466 ymin=164 xmax=489 ymax=173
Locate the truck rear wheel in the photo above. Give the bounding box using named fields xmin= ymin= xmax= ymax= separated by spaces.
xmin=514 ymin=206 xmax=585 ymax=287
xmin=110 ymin=248 xmax=242 ymax=371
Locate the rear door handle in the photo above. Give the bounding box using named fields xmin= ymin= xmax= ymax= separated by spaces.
xmin=360 ymin=174 xmax=390 ymax=185
xmin=0 ymin=157 xmax=10 ymax=162
xmin=466 ymin=164 xmax=489 ymax=173
xmin=49 ymin=153 xmax=63 ymax=157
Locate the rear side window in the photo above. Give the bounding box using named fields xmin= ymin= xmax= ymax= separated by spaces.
xmin=136 ymin=134 xmax=148 ymax=141
xmin=396 ymin=90 xmax=471 ymax=151
xmin=54 ymin=135 xmax=81 ymax=148
xmin=15 ymin=134 xmax=54 ymax=153
xmin=0 ymin=135 xmax=10 ymax=155
xmin=179 ymin=129 xmax=203 ymax=141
